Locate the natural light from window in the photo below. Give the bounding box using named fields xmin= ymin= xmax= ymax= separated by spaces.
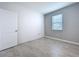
xmin=52 ymin=14 xmax=63 ymax=30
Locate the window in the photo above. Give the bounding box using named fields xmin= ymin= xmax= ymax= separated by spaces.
xmin=52 ymin=14 xmax=63 ymax=30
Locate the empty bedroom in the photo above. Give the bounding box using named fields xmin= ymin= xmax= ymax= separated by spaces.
xmin=0 ymin=2 xmax=79 ymax=57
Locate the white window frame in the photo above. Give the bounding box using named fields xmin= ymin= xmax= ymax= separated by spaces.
xmin=52 ymin=14 xmax=63 ymax=30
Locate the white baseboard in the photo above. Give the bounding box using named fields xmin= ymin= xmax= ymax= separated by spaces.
xmin=45 ymin=36 xmax=79 ymax=46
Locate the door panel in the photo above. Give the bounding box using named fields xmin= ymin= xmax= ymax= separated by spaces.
xmin=0 ymin=9 xmax=17 ymax=51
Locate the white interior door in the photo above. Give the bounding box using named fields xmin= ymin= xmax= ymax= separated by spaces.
xmin=0 ymin=9 xmax=17 ymax=51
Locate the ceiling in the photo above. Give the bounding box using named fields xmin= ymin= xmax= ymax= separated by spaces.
xmin=18 ymin=2 xmax=75 ymax=14
xmin=0 ymin=2 xmax=75 ymax=14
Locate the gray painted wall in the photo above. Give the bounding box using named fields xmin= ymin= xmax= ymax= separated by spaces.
xmin=44 ymin=3 xmax=79 ymax=43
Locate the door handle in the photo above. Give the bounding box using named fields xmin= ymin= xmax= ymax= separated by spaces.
xmin=15 ymin=30 xmax=18 ymax=32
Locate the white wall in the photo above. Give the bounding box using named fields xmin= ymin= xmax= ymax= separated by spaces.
xmin=18 ymin=10 xmax=44 ymax=43
xmin=0 ymin=2 xmax=44 ymax=44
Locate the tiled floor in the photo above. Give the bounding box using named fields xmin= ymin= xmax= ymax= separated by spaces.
xmin=0 ymin=38 xmax=79 ymax=57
